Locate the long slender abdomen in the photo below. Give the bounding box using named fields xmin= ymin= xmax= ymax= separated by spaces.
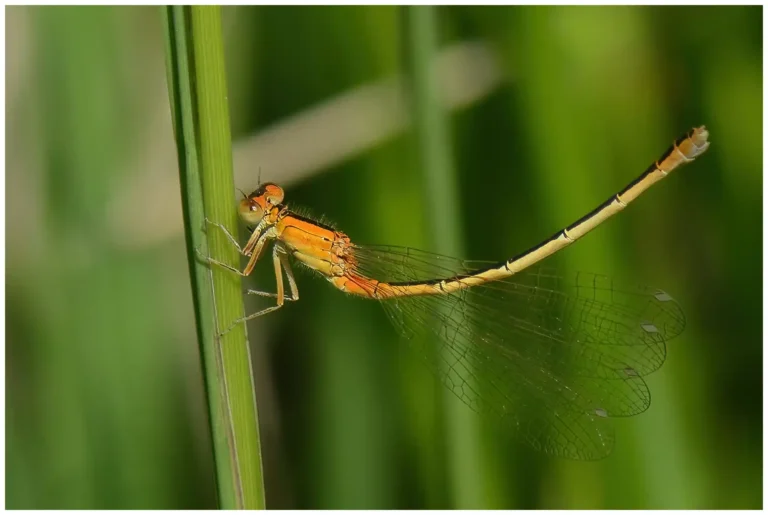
xmin=330 ymin=127 xmax=710 ymax=300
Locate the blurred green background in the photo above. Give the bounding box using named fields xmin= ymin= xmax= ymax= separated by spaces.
xmin=6 ymin=5 xmax=762 ymax=509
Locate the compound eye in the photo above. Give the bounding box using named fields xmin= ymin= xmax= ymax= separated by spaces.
xmin=239 ymin=197 xmax=265 ymax=226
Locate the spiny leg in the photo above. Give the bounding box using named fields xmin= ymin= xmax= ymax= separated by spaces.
xmin=202 ymin=218 xmax=245 ymax=254
xmin=277 ymin=246 xmax=300 ymax=301
xmin=221 ymin=245 xmax=296 ymax=335
xmin=198 ymin=216 xmax=271 ymax=272
xmin=197 ymin=227 xmax=271 ymax=277
xmin=242 ymin=229 xmax=275 ymax=276
xmin=244 ymin=248 xmax=299 ymax=302
xmin=243 ymin=222 xmax=266 ymax=256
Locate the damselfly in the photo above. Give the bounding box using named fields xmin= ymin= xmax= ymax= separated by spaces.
xmin=203 ymin=126 xmax=710 ymax=460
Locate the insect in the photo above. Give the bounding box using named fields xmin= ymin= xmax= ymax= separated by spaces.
xmin=202 ymin=126 xmax=710 ymax=459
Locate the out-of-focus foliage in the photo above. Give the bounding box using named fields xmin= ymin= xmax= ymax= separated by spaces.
xmin=6 ymin=5 xmax=761 ymax=509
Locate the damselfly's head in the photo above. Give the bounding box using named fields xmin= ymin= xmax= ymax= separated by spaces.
xmin=239 ymin=183 xmax=285 ymax=226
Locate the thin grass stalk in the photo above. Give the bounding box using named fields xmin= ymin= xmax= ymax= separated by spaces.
xmin=162 ymin=6 xmax=265 ymax=509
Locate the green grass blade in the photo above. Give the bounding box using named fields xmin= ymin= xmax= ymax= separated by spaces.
xmin=163 ymin=6 xmax=266 ymax=509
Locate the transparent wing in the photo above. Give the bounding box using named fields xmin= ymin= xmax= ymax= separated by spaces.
xmin=349 ymin=245 xmax=685 ymax=460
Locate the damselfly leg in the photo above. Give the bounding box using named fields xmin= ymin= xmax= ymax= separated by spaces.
xmin=198 ymin=218 xmax=299 ymax=335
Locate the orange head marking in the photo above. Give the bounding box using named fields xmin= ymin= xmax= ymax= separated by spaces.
xmin=239 ymin=183 xmax=285 ymax=226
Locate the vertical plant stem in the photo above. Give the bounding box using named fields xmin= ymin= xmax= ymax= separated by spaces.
xmin=163 ymin=6 xmax=266 ymax=509
xmin=402 ymin=5 xmax=488 ymax=508
xmin=404 ymin=6 xmax=462 ymax=255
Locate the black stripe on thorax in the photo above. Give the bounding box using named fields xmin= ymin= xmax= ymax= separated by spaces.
xmin=286 ymin=210 xmax=336 ymax=232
